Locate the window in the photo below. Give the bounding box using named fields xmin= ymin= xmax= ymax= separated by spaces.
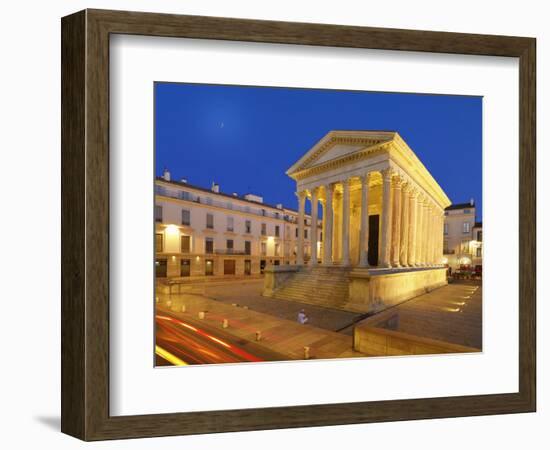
xmin=444 ymin=223 xmax=449 ymax=235
xmin=464 ymin=209 xmax=471 ymax=214
xmin=443 ymin=240 xmax=449 ymax=254
xmin=261 ymin=223 xmax=267 ymax=236
xmin=320 ymin=231 xmax=323 ymax=242
xmin=205 ymin=237 xmax=214 ymax=254
xmin=261 ymin=242 xmax=267 ymax=256
xmin=275 ymin=243 xmax=280 ymax=256
xmin=227 ymin=216 xmax=234 ymax=232
xmin=206 ymin=213 xmax=214 ymax=229
xmin=227 ymin=202 xmax=233 ymax=210
xmin=154 ymin=205 xmax=163 ymax=222
xmin=181 ymin=235 xmax=190 ymax=253
xmin=275 ymin=212 xmax=279 ymax=219
xmin=463 ymin=222 xmax=471 ymax=234
xmin=181 ymin=191 xmax=191 ymax=201
xmin=261 ymin=209 xmax=266 ymax=216
xmin=295 ymin=227 xmax=298 ymax=238
xmin=304 ymin=229 xmax=308 ymax=239
xmin=476 ymin=247 xmax=482 ymax=257
xmin=477 ymin=230 xmax=483 ymax=241
xmin=461 ymin=239 xmax=470 ymax=253
xmin=275 ymin=225 xmax=280 ymax=237
xmin=181 ymin=209 xmax=190 ymax=226
xmin=226 ymin=239 xmax=234 ymax=251
xmin=155 ymin=233 xmax=163 ymax=252
xmin=245 ymin=220 xmax=251 ymax=234
xmin=206 ymin=197 xmax=213 ymax=206
xmin=245 ymin=240 xmax=251 ymax=255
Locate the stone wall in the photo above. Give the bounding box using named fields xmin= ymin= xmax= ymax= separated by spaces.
xmin=263 ymin=265 xmax=300 ymax=296
xmin=348 ymin=267 xmax=447 ymax=313
xmin=354 ymin=324 xmax=478 ymax=356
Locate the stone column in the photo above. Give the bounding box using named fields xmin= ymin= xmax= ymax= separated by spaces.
xmin=416 ymin=195 xmax=425 ymax=266
xmin=432 ymin=210 xmax=437 ymax=265
xmin=427 ymin=207 xmax=434 ymax=265
xmin=358 ymin=173 xmax=370 ymax=267
xmin=407 ymin=188 xmax=417 ymax=266
xmin=391 ymin=175 xmax=402 ymax=267
xmin=399 ymin=183 xmax=410 ymax=267
xmin=297 ymin=191 xmax=306 ymax=265
xmin=310 ymin=188 xmax=319 ymax=266
xmin=323 ymin=184 xmax=334 ymax=266
xmin=422 ymin=201 xmax=430 ymax=266
xmin=430 ymin=207 xmax=437 ymax=265
xmin=379 ymin=168 xmax=393 ymax=268
xmin=341 ymin=179 xmax=351 ymax=266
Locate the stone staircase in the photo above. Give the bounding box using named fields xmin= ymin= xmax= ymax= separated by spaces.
xmin=270 ymin=266 xmax=352 ymax=310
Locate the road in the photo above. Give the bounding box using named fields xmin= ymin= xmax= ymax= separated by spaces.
xmin=155 ymin=311 xmax=287 ymax=366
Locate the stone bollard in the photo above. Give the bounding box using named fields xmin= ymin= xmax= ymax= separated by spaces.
xmin=304 ymin=346 xmax=311 ymax=360
xmin=222 ymin=319 xmax=228 ymax=328
xmin=181 ymin=305 xmax=186 ymax=313
xmin=255 ymin=330 xmax=262 ymax=341
xmin=198 ymin=311 xmax=205 ymax=319
xmin=166 ymin=300 xmax=172 ymax=307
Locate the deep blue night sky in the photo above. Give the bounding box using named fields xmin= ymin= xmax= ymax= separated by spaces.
xmin=155 ymin=83 xmax=482 ymax=219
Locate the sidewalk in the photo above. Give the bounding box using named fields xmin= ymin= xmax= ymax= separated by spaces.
xmin=156 ymin=291 xmax=368 ymax=361
xmin=357 ymin=279 xmax=482 ymax=349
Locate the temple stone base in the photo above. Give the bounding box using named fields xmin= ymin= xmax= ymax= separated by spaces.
xmin=263 ymin=265 xmax=301 ymax=297
xmin=348 ymin=267 xmax=447 ymax=313
xmin=263 ymin=265 xmax=352 ymax=310
xmin=264 ymin=265 xmax=447 ymax=313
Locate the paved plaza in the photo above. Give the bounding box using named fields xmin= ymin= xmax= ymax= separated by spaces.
xmin=156 ymin=288 xmax=366 ymax=361
xmin=357 ymin=279 xmax=482 ymax=349
xmin=156 ymin=277 xmax=482 ymax=361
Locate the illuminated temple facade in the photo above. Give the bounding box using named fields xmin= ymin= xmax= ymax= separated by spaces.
xmin=264 ymin=130 xmax=452 ymax=313
xmin=287 ymin=130 xmax=451 ymax=269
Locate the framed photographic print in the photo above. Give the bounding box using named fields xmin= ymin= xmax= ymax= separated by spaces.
xmin=61 ymin=9 xmax=536 ymax=441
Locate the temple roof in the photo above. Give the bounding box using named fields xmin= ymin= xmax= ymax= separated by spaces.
xmin=286 ymin=130 xmax=451 ymax=209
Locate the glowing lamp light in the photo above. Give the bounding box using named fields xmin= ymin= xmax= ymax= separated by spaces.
xmin=165 ymin=224 xmax=179 ymax=235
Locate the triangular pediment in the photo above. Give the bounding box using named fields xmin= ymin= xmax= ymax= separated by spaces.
xmin=286 ymin=130 xmax=396 ymax=176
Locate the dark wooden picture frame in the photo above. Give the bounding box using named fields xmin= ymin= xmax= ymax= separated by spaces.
xmin=61 ymin=9 xmax=536 ymax=441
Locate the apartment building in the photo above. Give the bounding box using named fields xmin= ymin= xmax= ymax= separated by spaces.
xmin=154 ymin=171 xmax=321 ymax=279
xmin=443 ymin=199 xmax=483 ymax=272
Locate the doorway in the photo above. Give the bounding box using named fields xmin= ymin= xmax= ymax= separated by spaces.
xmin=205 ymin=259 xmax=214 ymax=276
xmin=368 ymin=214 xmax=379 ymax=266
xmin=180 ymin=259 xmax=190 ymax=277
xmin=155 ymin=259 xmax=167 ymax=278
xmin=224 ymin=259 xmax=236 ymax=275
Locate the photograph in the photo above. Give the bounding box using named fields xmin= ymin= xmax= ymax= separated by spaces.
xmin=153 ymin=82 xmax=483 ymax=366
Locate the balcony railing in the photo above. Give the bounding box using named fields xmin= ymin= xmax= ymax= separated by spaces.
xmin=214 ymin=249 xmax=250 ymax=255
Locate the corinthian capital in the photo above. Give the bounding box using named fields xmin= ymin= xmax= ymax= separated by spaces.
xmin=380 ymin=167 xmax=394 ymax=182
